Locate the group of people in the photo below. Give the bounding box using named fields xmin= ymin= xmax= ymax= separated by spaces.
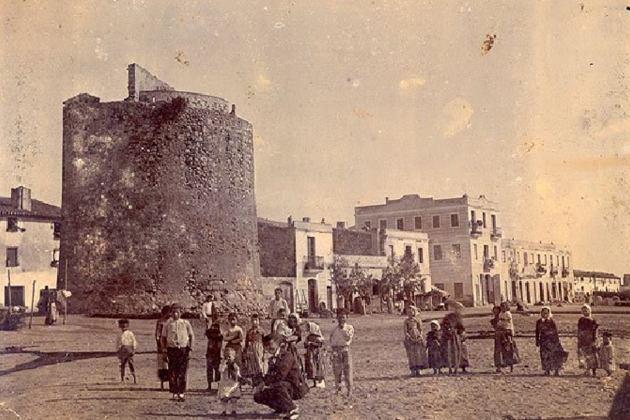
xmin=401 ymin=301 xmax=617 ymax=377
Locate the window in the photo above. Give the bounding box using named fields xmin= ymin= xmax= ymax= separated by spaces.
xmin=567 ymin=256 xmax=570 ymax=268
xmin=483 ymin=245 xmax=489 ymax=259
xmin=562 ymin=256 xmax=565 ymax=268
xmin=470 ymin=210 xmax=476 ymax=222
xmin=379 ymin=219 xmax=387 ymax=229
xmin=432 ymin=215 xmax=440 ymax=228
xmin=556 ymin=255 xmax=559 ymax=266
xmin=6 ymin=247 xmax=18 ymax=267
xmin=450 ymin=213 xmax=459 ymax=227
xmin=491 ymin=214 xmax=497 ymax=229
xmin=418 ymin=248 xmax=424 ymax=264
xmin=405 ymin=245 xmax=413 ymax=259
xmin=389 ymin=245 xmax=395 ymax=258
xmin=452 ymin=244 xmax=461 ymax=259
xmin=307 ymin=237 xmax=316 ymax=263
xmin=364 ymin=221 xmax=371 ymax=229
xmin=433 ymin=245 xmax=442 ymax=261
xmin=544 ymin=254 xmax=547 ymax=265
xmin=537 ymin=254 xmax=541 ymax=264
xmin=474 ymin=244 xmax=478 ymax=260
xmin=53 ymin=222 xmax=61 ymax=240
xmin=502 ymin=250 xmax=506 ymax=263
xmin=524 ymin=252 xmax=528 ymax=266
xmin=454 ymin=283 xmax=464 ymax=299
xmin=397 ymin=218 xmax=404 ymax=230
xmin=517 ymin=252 xmax=520 ymax=263
xmin=482 ymin=212 xmax=487 ymax=228
xmin=414 ymin=216 xmax=422 ymax=230
xmin=493 ymin=246 xmax=498 ymax=260
xmin=51 ymin=249 xmax=60 ymax=267
xmin=6 ymin=218 xmax=18 ymax=233
xmin=530 ymin=253 xmax=534 ymax=264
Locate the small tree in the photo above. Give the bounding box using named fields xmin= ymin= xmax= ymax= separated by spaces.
xmin=348 ymin=263 xmax=374 ymax=315
xmin=379 ymin=258 xmax=399 ymax=314
xmin=399 ymin=248 xmax=422 ymax=303
xmin=328 ymin=256 xmax=354 ymax=309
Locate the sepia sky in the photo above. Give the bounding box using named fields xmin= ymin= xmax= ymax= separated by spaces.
xmin=1 ymin=0 xmax=630 ymax=275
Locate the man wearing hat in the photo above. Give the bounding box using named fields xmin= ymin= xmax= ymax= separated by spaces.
xmin=161 ymin=303 xmax=194 ymax=401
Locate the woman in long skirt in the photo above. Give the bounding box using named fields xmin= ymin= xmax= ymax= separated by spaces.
xmin=441 ymin=312 xmax=464 ymax=374
xmin=155 ymin=305 xmax=171 ymax=389
xmin=300 ymin=319 xmax=327 ymax=387
xmin=403 ymin=306 xmax=427 ymax=377
xmin=491 ymin=304 xmax=519 ymax=373
xmin=535 ymin=306 xmax=567 ymax=376
xmin=577 ymin=304 xmax=599 ymax=376
xmin=243 ymin=314 xmax=265 ymax=387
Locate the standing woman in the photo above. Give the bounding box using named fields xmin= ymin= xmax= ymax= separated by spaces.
xmin=155 ymin=305 xmax=171 ymax=389
xmin=577 ymin=304 xmax=599 ymax=376
xmin=535 ymin=306 xmax=567 ymax=376
xmin=496 ymin=301 xmax=520 ymax=372
xmin=403 ymin=306 xmax=428 ymax=377
xmin=300 ymin=318 xmax=327 ymax=388
xmin=441 ymin=312 xmax=463 ymax=375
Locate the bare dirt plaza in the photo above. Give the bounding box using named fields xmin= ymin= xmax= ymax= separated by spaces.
xmin=1 ymin=307 xmax=629 ymax=420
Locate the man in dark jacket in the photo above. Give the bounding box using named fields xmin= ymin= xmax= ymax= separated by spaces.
xmin=254 ymin=334 xmax=308 ymax=419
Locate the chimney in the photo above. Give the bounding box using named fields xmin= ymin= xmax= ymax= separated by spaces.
xmin=302 ymin=217 xmax=311 ymax=223
xmin=287 ymin=216 xmax=293 ymax=226
xmin=385 ymin=196 xmax=389 ymax=203
xmin=11 ymin=186 xmax=31 ymax=211
xmin=336 ymin=221 xmax=346 ymax=229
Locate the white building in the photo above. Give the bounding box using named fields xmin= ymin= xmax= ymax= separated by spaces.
xmin=0 ymin=187 xmax=61 ymax=310
xmin=574 ymin=270 xmax=622 ymax=295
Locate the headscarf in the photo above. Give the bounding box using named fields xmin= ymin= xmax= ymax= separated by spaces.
xmin=540 ymin=306 xmax=552 ymax=319
xmin=581 ymin=303 xmax=592 ymax=318
xmin=430 ymin=320 xmax=440 ymax=330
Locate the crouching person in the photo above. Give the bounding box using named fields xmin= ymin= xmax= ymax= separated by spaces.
xmin=254 ymin=334 xmax=308 ymax=420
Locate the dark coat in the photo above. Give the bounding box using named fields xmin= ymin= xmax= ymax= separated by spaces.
xmin=264 ymin=347 xmax=308 ymax=400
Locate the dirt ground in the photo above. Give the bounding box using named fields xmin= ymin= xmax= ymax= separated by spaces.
xmin=1 ymin=306 xmax=629 ymax=420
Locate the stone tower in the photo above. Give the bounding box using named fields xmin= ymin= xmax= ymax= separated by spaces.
xmin=59 ymin=64 xmax=263 ymax=315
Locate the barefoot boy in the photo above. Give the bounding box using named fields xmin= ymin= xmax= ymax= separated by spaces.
xmin=116 ymin=319 xmax=138 ymax=383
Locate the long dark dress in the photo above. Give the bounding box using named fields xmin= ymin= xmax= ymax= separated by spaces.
xmin=491 ymin=318 xmax=519 ymax=368
xmin=577 ymin=317 xmax=599 ymax=370
xmin=535 ymin=318 xmax=566 ymax=371
xmin=426 ymin=330 xmax=443 ymax=369
xmin=403 ymin=317 xmax=428 ymax=371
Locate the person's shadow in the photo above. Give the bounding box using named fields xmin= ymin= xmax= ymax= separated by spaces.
xmin=609 ymin=372 xmax=630 ymax=419
xmin=0 ymin=346 xmax=151 ymax=377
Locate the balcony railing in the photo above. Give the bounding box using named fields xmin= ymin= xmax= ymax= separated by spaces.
xmin=535 ymin=263 xmax=547 ymax=276
xmin=303 ymin=256 xmax=325 ymax=272
xmin=491 ymin=226 xmax=503 ymax=239
xmin=550 ymin=266 xmax=559 ymax=276
xmin=561 ymin=268 xmax=570 ymax=278
xmin=483 ymin=257 xmax=496 ymax=272
xmin=471 ymin=220 xmax=484 ymax=236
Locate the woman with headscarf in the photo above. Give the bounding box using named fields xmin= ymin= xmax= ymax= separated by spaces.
xmin=403 ymin=305 xmax=427 ymax=377
xmin=535 ymin=306 xmax=567 ymax=376
xmin=300 ymin=318 xmax=326 ymax=387
xmin=577 ymin=304 xmax=599 ymax=376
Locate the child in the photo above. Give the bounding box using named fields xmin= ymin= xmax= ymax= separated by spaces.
xmin=426 ymin=320 xmax=443 ymax=375
xmin=330 ymin=308 xmax=354 ymax=397
xmin=599 ymin=332 xmax=615 ymax=376
xmin=218 ymin=347 xmax=242 ymax=416
xmin=441 ymin=312 xmax=464 ymax=375
xmin=272 ymin=308 xmax=291 ymax=340
xmin=206 ymin=321 xmax=224 ymax=391
xmin=535 ymin=306 xmax=567 ymax=376
xmin=224 ymin=313 xmax=244 ymax=369
xmin=577 ymin=304 xmax=599 ymax=376
xmin=300 ymin=318 xmax=326 ymax=388
xmin=116 ymin=319 xmax=137 ymax=383
xmin=403 ymin=306 xmax=427 ymax=377
xmin=244 ymin=314 xmax=265 ymax=387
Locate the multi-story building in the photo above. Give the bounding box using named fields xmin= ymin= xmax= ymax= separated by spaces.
xmin=0 ymin=187 xmax=61 ymax=309
xmin=258 ymin=217 xmax=431 ymax=314
xmin=355 ymin=194 xmax=505 ymax=307
xmin=574 ymin=270 xmax=622 ymax=295
xmin=501 ymin=239 xmax=573 ymax=305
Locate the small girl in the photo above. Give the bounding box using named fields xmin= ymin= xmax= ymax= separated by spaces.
xmin=426 ymin=320 xmax=443 ymax=375
xmin=244 ymin=314 xmax=265 ymax=387
xmin=224 ymin=313 xmax=244 ymax=369
xmin=206 ymin=321 xmax=223 ymax=391
xmin=218 ymin=347 xmax=242 ymax=416
xmin=403 ymin=306 xmax=427 ymax=377
xmin=577 ymin=304 xmax=599 ymax=376
xmin=116 ymin=319 xmax=137 ymax=383
xmin=300 ymin=318 xmax=326 ymax=388
xmin=599 ymin=332 xmax=615 ymax=376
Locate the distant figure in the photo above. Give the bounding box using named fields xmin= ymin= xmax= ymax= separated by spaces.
xmin=253 ymin=334 xmax=307 ymax=420
xmin=161 ymin=303 xmax=194 ymax=401
xmin=201 ymin=295 xmax=216 ymax=329
xmin=330 ymin=309 xmax=354 ymax=397
xmin=218 ymin=347 xmax=242 ymax=416
xmin=224 ymin=312 xmax=244 ymax=369
xmin=44 ymin=288 xmax=58 ymax=326
xmin=205 ymin=320 xmax=223 ymax=391
xmin=269 ymin=288 xmax=290 ymax=319
xmin=155 ymin=305 xmax=171 ymax=389
xmin=243 ymin=313 xmax=265 ymax=387
xmin=535 ymin=306 xmax=567 ymax=376
xmin=116 ymin=319 xmax=137 ymax=384
xmin=599 ymin=332 xmax=616 ymax=376
xmin=577 ymin=304 xmax=599 ymax=376
xmin=426 ymin=320 xmax=443 ymax=375
xmin=403 ymin=306 xmax=427 ymax=377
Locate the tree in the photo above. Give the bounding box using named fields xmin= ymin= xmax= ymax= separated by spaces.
xmin=399 ymin=248 xmax=422 ymax=303
xmin=328 ymin=256 xmax=354 ymax=308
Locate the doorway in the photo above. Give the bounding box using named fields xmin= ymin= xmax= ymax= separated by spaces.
xmin=278 ymin=282 xmax=294 ymax=313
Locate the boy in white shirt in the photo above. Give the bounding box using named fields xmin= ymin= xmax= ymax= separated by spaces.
xmin=329 ymin=309 xmax=354 ymax=397
xmin=116 ymin=319 xmax=138 ymax=383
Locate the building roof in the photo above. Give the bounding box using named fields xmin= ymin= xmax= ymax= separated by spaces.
xmin=0 ymin=197 xmax=61 ymax=221
xmin=573 ymin=270 xmax=620 ymax=280
xmin=355 ymin=193 xmax=500 ymax=214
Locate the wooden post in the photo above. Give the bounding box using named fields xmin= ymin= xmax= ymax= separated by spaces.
xmin=29 ymin=280 xmax=36 ymax=329
xmin=7 ymin=269 xmax=12 ymax=309
xmin=63 ymin=259 xmax=68 ymax=325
